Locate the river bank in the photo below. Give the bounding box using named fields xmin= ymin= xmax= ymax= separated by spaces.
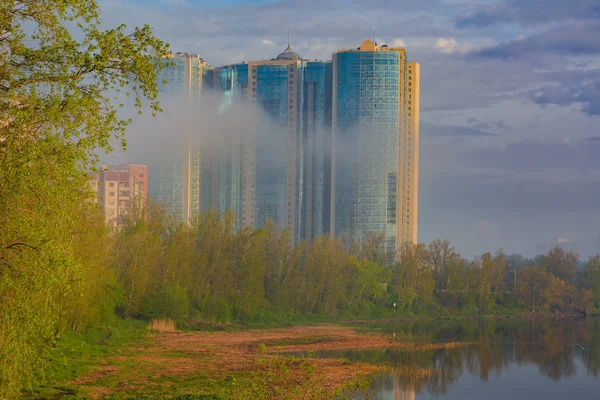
xmin=41 ymin=324 xmax=469 ymax=399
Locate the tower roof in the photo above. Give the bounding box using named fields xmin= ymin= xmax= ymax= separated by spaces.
xmin=275 ymin=45 xmax=302 ymax=61
xmin=275 ymin=26 xmax=302 ymax=61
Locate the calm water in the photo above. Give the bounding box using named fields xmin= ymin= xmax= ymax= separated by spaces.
xmin=327 ymin=318 xmax=600 ymax=399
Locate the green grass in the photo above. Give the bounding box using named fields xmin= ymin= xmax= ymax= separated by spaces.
xmin=28 ymin=317 xmax=148 ymax=399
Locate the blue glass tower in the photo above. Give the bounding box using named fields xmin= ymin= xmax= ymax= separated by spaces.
xmin=250 ymin=58 xmax=305 ymax=242
xmin=211 ymin=42 xmax=332 ymax=243
xmin=302 ymin=61 xmax=333 ymax=239
xmin=331 ymin=40 xmax=420 ymax=254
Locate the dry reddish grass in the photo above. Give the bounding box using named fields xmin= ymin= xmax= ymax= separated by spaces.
xmin=71 ymin=324 xmax=469 ymax=398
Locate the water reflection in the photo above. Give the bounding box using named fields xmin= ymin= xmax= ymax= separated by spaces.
xmin=332 ymin=318 xmax=600 ymax=398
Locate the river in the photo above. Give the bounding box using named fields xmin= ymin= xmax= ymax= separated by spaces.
xmin=323 ymin=318 xmax=600 ymax=399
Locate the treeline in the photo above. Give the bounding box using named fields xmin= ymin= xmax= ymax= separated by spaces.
xmin=108 ymin=203 xmax=600 ymax=326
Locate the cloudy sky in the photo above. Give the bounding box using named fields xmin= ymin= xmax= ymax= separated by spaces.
xmin=101 ymin=0 xmax=600 ymax=258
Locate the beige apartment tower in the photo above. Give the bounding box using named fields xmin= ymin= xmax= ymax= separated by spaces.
xmin=92 ymin=164 xmax=148 ymax=230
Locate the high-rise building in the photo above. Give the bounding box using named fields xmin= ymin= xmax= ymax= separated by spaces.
xmin=153 ymin=53 xmax=216 ymax=224
xmin=153 ymin=142 xmax=201 ymax=225
xmin=92 ymin=164 xmax=148 ymax=230
xmin=215 ymin=63 xmax=255 ymax=230
xmin=158 ymin=52 xmax=214 ymax=101
xmin=331 ymin=40 xmax=419 ymax=254
xmin=214 ymin=38 xmax=331 ymax=243
xmin=302 ymin=61 xmax=333 ymax=239
xmin=249 ymin=53 xmax=305 ymax=243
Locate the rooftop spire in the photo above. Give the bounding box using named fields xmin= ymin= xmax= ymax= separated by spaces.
xmin=275 ymin=26 xmax=302 ymax=60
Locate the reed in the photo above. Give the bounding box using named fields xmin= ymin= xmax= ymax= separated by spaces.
xmin=148 ymin=318 xmax=176 ymax=333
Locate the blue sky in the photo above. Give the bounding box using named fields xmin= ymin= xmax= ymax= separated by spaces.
xmin=101 ymin=0 xmax=600 ymax=258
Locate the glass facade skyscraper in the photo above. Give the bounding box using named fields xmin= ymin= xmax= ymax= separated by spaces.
xmin=211 ymin=43 xmax=331 ymax=243
xmin=331 ymin=40 xmax=420 ymax=253
xmin=250 ymin=59 xmax=305 ymax=242
xmin=302 ymin=61 xmax=333 ymax=239
xmin=248 ymin=54 xmax=332 ymax=243
xmin=215 ymin=63 xmax=255 ymax=230
xmin=152 ymin=53 xmax=214 ymax=225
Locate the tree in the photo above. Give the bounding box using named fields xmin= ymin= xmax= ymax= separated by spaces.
xmin=59 ymin=203 xmax=119 ymax=333
xmin=347 ymin=259 xmax=391 ymax=310
xmin=262 ymin=220 xmax=293 ymax=304
xmin=359 ymin=231 xmax=388 ymax=266
xmin=517 ymin=267 xmax=553 ymax=312
xmin=111 ymin=206 xmax=162 ymax=319
xmin=537 ymin=247 xmax=578 ymax=282
xmin=428 ymin=239 xmax=458 ymax=295
xmin=393 ymin=243 xmax=434 ymax=312
xmin=582 ymin=255 xmax=600 ymax=307
xmin=0 ymin=1 xmax=168 ymax=396
xmin=230 ymin=228 xmax=266 ymax=319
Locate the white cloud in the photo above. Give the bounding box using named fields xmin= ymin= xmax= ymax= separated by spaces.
xmin=262 ymin=39 xmax=275 ymax=46
xmin=435 ymin=37 xmax=459 ymax=53
xmin=391 ymin=38 xmax=406 ymax=47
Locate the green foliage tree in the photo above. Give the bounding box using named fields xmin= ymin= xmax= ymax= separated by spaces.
xmin=60 ymin=203 xmax=120 ymax=333
xmin=393 ymin=243 xmax=434 ymax=312
xmin=0 ymin=1 xmax=167 ymax=395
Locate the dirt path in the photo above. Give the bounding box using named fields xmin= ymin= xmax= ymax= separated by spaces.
xmin=70 ymin=324 xmax=466 ymax=398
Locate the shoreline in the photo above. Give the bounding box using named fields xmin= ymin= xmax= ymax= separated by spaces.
xmin=341 ymin=312 xmax=593 ymax=325
xmin=64 ymin=324 xmax=467 ymax=399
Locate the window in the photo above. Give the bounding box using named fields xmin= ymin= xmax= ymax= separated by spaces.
xmin=139 ymin=173 xmax=144 ymax=177
xmin=108 ymin=182 xmax=115 ymax=188
xmin=108 ymin=200 xmax=115 ymax=206
xmin=109 ymin=191 xmax=115 ymax=196
xmin=109 ymin=209 xmax=115 ymax=216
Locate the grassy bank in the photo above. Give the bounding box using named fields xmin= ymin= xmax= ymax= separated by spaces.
xmin=28 ymin=318 xmax=148 ymax=399
xmin=29 ymin=307 xmax=532 ymax=399
xmin=31 ymin=323 xmax=381 ymax=399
